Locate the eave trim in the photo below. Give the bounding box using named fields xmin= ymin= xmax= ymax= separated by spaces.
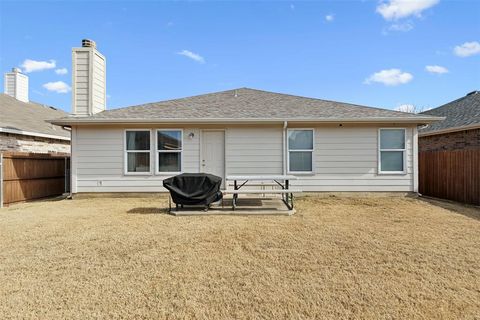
xmin=0 ymin=127 xmax=71 ymax=141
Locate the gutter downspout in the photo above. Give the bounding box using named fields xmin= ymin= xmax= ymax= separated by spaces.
xmin=413 ymin=126 xmax=419 ymax=194
xmin=68 ymin=126 xmax=75 ymax=199
xmin=283 ymin=121 xmax=288 ymax=175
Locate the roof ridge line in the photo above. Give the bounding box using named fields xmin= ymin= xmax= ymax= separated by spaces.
xmin=240 ymin=88 xmax=412 ymax=115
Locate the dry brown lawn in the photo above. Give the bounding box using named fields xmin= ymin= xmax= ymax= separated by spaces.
xmin=0 ymin=196 xmax=479 ymax=319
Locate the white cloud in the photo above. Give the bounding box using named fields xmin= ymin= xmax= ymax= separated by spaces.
xmin=55 ymin=68 xmax=68 ymax=75
xmin=20 ymin=59 xmax=56 ymax=73
xmin=290 ymin=4 xmax=295 ymax=10
xmin=177 ymin=50 xmax=205 ymax=64
xmin=43 ymin=81 xmax=71 ymax=93
xmin=364 ymin=68 xmax=413 ymax=86
xmin=325 ymin=14 xmax=334 ymax=22
xmin=377 ymin=0 xmax=439 ymax=20
xmin=454 ymin=41 xmax=480 ymax=57
xmin=388 ymin=21 xmax=414 ymax=32
xmin=425 ymin=65 xmax=448 ymax=74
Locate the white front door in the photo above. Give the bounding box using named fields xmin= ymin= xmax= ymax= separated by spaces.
xmin=201 ymin=130 xmax=225 ymax=188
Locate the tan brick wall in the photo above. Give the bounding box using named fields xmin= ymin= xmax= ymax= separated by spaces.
xmin=419 ymin=128 xmax=480 ymax=152
xmin=0 ymin=132 xmax=70 ymax=154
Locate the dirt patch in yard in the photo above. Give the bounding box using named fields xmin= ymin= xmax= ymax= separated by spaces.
xmin=0 ymin=196 xmax=479 ymax=319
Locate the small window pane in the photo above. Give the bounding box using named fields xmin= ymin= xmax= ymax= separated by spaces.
xmin=126 ymin=131 xmax=150 ymax=150
xmin=127 ymin=152 xmax=150 ymax=172
xmin=289 ymin=151 xmax=312 ymax=172
xmin=159 ymin=152 xmax=181 ymax=172
xmin=380 ymin=129 xmax=405 ymax=149
xmin=289 ymin=130 xmax=313 ymax=150
xmin=380 ymin=151 xmax=404 ymax=172
xmin=158 ymin=131 xmax=182 ymax=150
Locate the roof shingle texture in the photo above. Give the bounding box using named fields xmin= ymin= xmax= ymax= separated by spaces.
xmin=77 ymin=88 xmax=425 ymax=121
xmin=420 ymin=91 xmax=480 ymax=134
xmin=0 ymin=93 xmax=70 ymax=138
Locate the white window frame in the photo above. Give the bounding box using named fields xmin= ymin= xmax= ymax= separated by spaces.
xmin=287 ymin=128 xmax=315 ymax=174
xmin=124 ymin=129 xmax=152 ymax=175
xmin=378 ymin=128 xmax=407 ymax=175
xmin=156 ymin=129 xmax=183 ymax=175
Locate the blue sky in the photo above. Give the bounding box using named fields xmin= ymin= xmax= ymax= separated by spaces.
xmin=1 ymin=0 xmax=479 ymax=113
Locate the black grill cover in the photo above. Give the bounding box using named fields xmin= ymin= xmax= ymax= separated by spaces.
xmin=163 ymin=173 xmax=223 ymax=206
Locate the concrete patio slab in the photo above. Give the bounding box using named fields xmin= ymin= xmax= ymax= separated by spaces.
xmin=170 ymin=197 xmax=295 ymax=216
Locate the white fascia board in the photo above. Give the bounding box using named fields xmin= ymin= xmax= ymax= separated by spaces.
xmin=0 ymin=127 xmax=71 ymax=141
xmin=50 ymin=116 xmax=445 ymax=126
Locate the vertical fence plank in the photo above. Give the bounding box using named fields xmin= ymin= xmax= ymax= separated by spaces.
xmin=1 ymin=152 xmax=70 ymax=206
xmin=419 ymin=149 xmax=480 ymax=205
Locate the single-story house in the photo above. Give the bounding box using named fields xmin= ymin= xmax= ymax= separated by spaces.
xmin=52 ymin=87 xmax=442 ymax=195
xmin=419 ymin=90 xmax=479 ymax=151
xmin=50 ymin=40 xmax=442 ymax=196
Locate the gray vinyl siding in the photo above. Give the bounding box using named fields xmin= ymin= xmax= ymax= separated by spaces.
xmin=73 ymin=124 xmax=415 ymax=193
xmin=291 ymin=126 xmax=413 ymax=192
xmin=73 ymin=51 xmax=89 ymax=115
xmin=4 ymin=74 xmax=15 ymax=94
xmin=75 ymin=127 xmax=199 ymax=192
xmin=226 ymin=128 xmax=283 ymax=175
xmin=92 ymin=52 xmax=106 ymax=114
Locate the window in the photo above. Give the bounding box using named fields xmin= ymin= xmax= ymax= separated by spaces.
xmin=379 ymin=128 xmax=406 ymax=174
xmin=288 ymin=129 xmax=314 ymax=173
xmin=125 ymin=130 xmax=151 ymax=174
xmin=157 ymin=130 xmax=182 ymax=173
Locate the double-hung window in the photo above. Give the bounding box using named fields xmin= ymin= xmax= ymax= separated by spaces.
xmin=157 ymin=129 xmax=183 ymax=173
xmin=378 ymin=128 xmax=406 ymax=174
xmin=288 ymin=129 xmax=314 ymax=173
xmin=125 ymin=130 xmax=151 ymax=174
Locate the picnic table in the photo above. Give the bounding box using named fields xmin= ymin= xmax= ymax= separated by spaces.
xmin=224 ymin=175 xmax=301 ymax=210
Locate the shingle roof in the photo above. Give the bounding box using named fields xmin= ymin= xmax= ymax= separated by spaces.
xmin=52 ymin=88 xmax=441 ymax=124
xmin=0 ymin=93 xmax=70 ymax=139
xmin=420 ymin=91 xmax=480 ymax=135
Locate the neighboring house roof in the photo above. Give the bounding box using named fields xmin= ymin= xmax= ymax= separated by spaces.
xmin=0 ymin=93 xmax=70 ymax=140
xmin=51 ymin=88 xmax=442 ymax=125
xmin=419 ymin=90 xmax=480 ymax=136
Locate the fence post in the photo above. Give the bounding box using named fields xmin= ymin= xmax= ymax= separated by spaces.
xmin=64 ymin=157 xmax=67 ymax=194
xmin=0 ymin=153 xmax=3 ymax=208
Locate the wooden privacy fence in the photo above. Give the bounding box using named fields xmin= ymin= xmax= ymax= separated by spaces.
xmin=419 ymin=149 xmax=480 ymax=205
xmin=0 ymin=152 xmax=70 ymax=207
